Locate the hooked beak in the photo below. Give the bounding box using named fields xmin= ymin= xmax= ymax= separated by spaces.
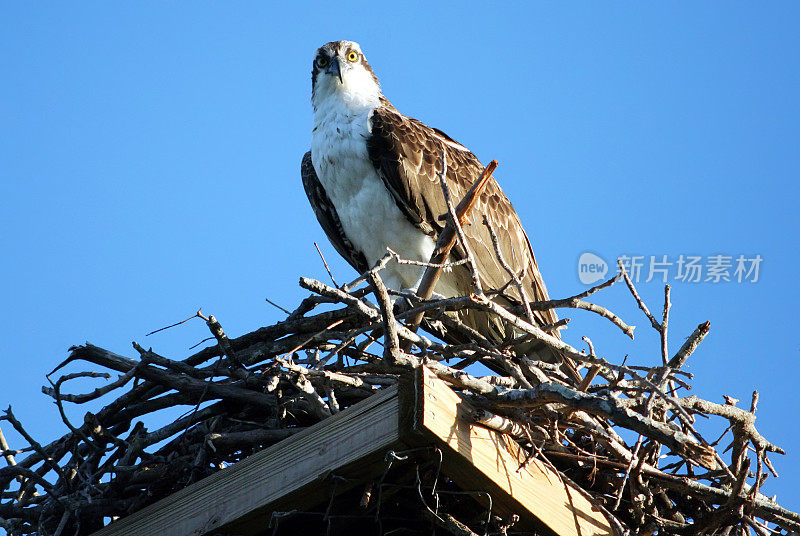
xmin=326 ymin=57 xmax=343 ymax=84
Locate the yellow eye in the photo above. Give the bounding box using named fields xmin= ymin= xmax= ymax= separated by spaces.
xmin=347 ymin=51 xmax=359 ymax=62
xmin=316 ymin=56 xmax=329 ymax=68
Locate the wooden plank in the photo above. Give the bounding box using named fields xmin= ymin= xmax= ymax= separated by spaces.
xmin=92 ymin=385 xmax=401 ymax=536
xmin=411 ymin=366 xmax=618 ymax=536
xmin=93 ymin=366 xmax=618 ymax=536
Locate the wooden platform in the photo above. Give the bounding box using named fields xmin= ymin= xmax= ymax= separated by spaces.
xmin=92 ymin=366 xmax=617 ymax=536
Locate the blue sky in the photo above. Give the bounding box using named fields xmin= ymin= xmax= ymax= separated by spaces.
xmin=2 ymin=2 xmax=799 ymax=519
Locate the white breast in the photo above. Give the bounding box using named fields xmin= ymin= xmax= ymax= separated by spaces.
xmin=311 ymin=101 xmax=456 ymax=294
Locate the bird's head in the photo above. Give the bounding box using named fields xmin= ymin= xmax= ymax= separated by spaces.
xmin=311 ymin=40 xmax=381 ymax=111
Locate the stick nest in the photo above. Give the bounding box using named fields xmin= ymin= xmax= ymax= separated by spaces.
xmin=1 ymin=257 xmax=797 ymax=536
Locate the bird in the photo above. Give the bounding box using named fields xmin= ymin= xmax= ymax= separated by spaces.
xmin=301 ymin=40 xmax=562 ymax=364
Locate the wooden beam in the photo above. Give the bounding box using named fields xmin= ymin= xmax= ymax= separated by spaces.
xmin=407 ymin=366 xmax=618 ymax=536
xmin=92 ymin=386 xmax=402 ymax=536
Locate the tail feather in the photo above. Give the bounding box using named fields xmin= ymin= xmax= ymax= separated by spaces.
xmin=444 ymin=304 xmax=582 ymax=384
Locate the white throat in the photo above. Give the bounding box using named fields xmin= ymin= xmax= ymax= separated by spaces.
xmin=312 ymin=70 xmax=381 ymax=124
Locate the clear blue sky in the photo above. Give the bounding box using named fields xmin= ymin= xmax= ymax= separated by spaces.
xmin=2 ymin=2 xmax=799 ymax=520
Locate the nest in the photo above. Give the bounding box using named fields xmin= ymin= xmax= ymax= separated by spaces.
xmin=1 ymin=166 xmax=797 ymax=535
xmin=1 ymin=259 xmax=797 ymax=535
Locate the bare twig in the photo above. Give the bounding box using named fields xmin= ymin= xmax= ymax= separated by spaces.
xmin=367 ymin=269 xmax=401 ymax=364
xmin=265 ymin=297 xmax=292 ymax=315
xmin=483 ymin=214 xmax=533 ymax=323
xmin=618 ymin=259 xmax=660 ymax=331
xmin=314 ymin=241 xmax=339 ymax=288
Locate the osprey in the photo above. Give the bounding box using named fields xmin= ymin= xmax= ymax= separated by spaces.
xmin=302 ymin=40 xmax=559 ymax=358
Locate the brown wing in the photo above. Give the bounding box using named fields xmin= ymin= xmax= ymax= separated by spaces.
xmin=367 ymin=105 xmax=558 ymax=334
xmin=301 ymin=151 xmax=369 ymax=274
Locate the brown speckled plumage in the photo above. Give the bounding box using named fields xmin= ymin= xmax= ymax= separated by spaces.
xmin=366 ymin=104 xmax=558 ymax=340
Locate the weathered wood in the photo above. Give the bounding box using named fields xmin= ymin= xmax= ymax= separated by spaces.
xmin=89 ymin=366 xmax=616 ymax=536
xmin=91 ymin=386 xmax=401 ymax=536
xmin=93 ymin=365 xmax=618 ymax=536
xmin=409 ymin=366 xmax=618 ymax=536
